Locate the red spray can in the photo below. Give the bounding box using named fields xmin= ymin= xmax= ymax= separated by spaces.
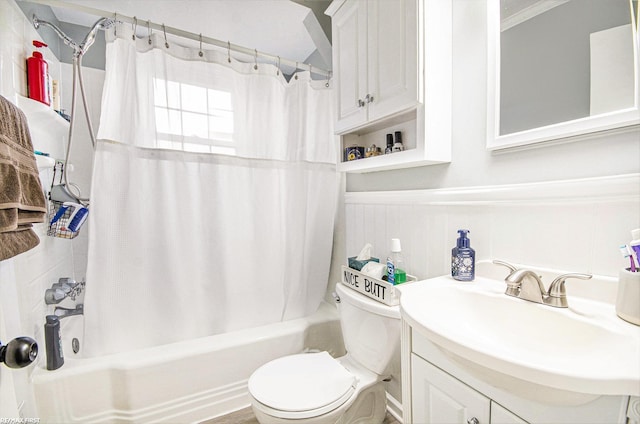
xmin=27 ymin=40 xmax=50 ymax=106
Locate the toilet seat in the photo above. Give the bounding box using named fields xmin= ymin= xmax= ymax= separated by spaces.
xmin=248 ymin=352 xmax=356 ymax=419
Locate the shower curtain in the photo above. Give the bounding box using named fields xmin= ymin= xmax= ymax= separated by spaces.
xmin=83 ymin=26 xmax=337 ymax=357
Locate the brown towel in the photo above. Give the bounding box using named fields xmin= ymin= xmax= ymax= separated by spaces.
xmin=0 ymin=95 xmax=47 ymax=261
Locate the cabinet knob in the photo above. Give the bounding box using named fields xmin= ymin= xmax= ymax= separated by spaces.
xmin=467 ymin=418 xmax=479 ymax=424
xmin=365 ymin=93 xmax=374 ymax=103
xmin=357 ymin=99 xmax=365 ymax=107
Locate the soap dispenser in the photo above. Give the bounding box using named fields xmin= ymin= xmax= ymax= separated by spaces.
xmin=451 ymin=229 xmax=475 ymax=281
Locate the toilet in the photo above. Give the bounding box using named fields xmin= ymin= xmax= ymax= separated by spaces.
xmin=248 ymin=282 xmax=401 ymax=424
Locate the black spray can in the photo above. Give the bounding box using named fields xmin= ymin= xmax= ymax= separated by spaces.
xmin=44 ymin=315 xmax=64 ymax=370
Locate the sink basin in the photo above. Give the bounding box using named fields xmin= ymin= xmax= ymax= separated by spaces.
xmin=400 ymin=275 xmax=640 ymax=404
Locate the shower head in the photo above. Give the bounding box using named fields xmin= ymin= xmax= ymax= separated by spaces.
xmin=80 ymin=17 xmax=115 ymax=55
xmin=33 ymin=15 xmax=115 ymax=57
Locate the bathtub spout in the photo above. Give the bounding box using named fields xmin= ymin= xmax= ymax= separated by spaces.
xmin=54 ymin=304 xmax=83 ymax=319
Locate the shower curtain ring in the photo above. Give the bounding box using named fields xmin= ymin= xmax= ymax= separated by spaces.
xmin=198 ymin=33 xmax=203 ymax=57
xmin=254 ymin=49 xmax=258 ymax=70
xmin=325 ymin=71 xmax=332 ymax=88
xmin=276 ymin=56 xmax=281 ymax=76
xmin=295 ymin=62 xmax=299 ymax=80
xmin=227 ymin=41 xmax=231 ymax=63
xmin=114 ymin=13 xmax=117 ymax=36
xmin=162 ymin=24 xmax=169 ymax=48
xmin=132 ymin=16 xmax=137 ymax=41
xmin=147 ymin=20 xmax=152 ymax=45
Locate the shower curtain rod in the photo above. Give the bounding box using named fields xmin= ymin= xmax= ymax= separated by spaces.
xmin=26 ymin=0 xmax=332 ymax=78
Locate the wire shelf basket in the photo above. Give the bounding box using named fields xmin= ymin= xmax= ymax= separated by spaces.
xmin=47 ymin=200 xmax=79 ymax=239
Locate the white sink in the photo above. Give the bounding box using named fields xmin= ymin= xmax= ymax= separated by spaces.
xmin=400 ymin=274 xmax=640 ymax=404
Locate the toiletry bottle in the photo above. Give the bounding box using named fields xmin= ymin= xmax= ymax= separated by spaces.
xmin=52 ymin=79 xmax=60 ymax=111
xmin=451 ymin=229 xmax=475 ymax=281
xmin=44 ymin=315 xmax=64 ymax=370
xmin=385 ymin=134 xmax=393 ymax=154
xmin=387 ymin=238 xmax=407 ymax=285
xmin=27 ymin=41 xmax=50 ymax=106
xmin=392 ymin=131 xmax=404 ymax=152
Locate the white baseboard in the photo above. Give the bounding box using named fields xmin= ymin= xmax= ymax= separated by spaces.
xmin=386 ymin=393 xmax=404 ymax=423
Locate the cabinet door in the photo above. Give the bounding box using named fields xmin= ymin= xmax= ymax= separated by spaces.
xmin=411 ymin=354 xmax=490 ymax=424
xmin=491 ymin=402 xmax=529 ymax=424
xmin=332 ymin=0 xmax=368 ymax=133
xmin=367 ymin=0 xmax=418 ymax=122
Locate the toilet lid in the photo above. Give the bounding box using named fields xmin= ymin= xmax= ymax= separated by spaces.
xmin=248 ymin=352 xmax=356 ymax=416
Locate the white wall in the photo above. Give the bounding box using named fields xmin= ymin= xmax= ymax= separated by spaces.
xmin=332 ymin=0 xmax=640 ymax=293
xmin=0 ymin=0 xmax=89 ymax=418
xmin=330 ymin=0 xmax=639 ymax=293
xmin=345 ymin=0 xmax=640 ymax=192
xmin=343 ymin=175 xmax=639 ymax=283
xmin=59 ymin=63 xmax=104 ymax=279
xmin=332 ymin=0 xmax=640 ymax=406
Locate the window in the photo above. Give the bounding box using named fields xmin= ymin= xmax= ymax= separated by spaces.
xmin=153 ymin=78 xmax=235 ymax=155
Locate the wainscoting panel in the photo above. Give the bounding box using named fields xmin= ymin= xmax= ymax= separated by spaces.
xmin=345 ymin=174 xmax=640 ymax=285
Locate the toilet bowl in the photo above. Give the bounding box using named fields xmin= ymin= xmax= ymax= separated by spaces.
xmin=248 ymin=283 xmax=401 ymax=424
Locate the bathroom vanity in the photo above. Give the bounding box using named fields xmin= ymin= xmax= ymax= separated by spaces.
xmin=399 ymin=273 xmax=640 ymax=424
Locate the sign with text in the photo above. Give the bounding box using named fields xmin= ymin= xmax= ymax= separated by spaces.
xmin=340 ymin=265 xmax=409 ymax=306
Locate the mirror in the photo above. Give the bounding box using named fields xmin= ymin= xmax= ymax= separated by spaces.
xmin=487 ymin=0 xmax=640 ymax=149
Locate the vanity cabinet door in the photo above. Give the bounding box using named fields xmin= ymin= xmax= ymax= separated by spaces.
xmin=491 ymin=402 xmax=529 ymax=424
xmin=411 ymin=353 xmax=490 ymax=424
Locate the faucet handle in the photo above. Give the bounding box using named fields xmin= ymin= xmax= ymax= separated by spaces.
xmin=58 ymin=277 xmax=78 ymax=288
xmin=51 ymin=282 xmax=71 ymax=293
xmin=547 ymin=273 xmax=592 ymax=307
xmin=44 ymin=288 xmax=66 ymax=304
xmin=493 ymin=260 xmax=521 ymax=296
xmin=493 ymin=259 xmax=518 ymax=273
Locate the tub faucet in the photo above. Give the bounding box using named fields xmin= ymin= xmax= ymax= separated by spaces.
xmin=493 ymin=260 xmax=592 ymax=308
xmin=45 ymin=278 xmax=85 ymax=318
xmin=54 ymin=304 xmax=84 ymax=319
xmin=44 ymin=278 xmax=85 ymax=305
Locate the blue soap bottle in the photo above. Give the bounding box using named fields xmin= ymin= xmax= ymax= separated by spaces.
xmin=451 ymin=229 xmax=475 ymax=281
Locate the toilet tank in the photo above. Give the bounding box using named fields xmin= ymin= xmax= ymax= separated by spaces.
xmin=335 ymin=283 xmax=401 ymax=376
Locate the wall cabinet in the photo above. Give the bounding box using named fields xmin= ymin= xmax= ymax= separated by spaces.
xmin=402 ymin=321 xmax=631 ymax=424
xmin=326 ymin=0 xmax=452 ymax=173
xmin=329 ymin=0 xmax=418 ymax=133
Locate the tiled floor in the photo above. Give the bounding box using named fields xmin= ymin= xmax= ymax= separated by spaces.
xmin=204 ymin=406 xmax=401 ymax=424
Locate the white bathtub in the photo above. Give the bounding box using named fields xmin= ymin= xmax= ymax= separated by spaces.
xmin=31 ymin=302 xmax=343 ymax=423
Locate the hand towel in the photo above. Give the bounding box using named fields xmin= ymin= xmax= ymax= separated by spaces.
xmin=0 ymin=95 xmax=47 ymax=261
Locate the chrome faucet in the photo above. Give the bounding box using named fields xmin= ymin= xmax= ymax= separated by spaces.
xmin=54 ymin=304 xmax=84 ymax=319
xmin=45 ymin=278 xmax=85 ymax=317
xmin=44 ymin=278 xmax=85 ymax=305
xmin=493 ymin=260 xmax=592 ymax=308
